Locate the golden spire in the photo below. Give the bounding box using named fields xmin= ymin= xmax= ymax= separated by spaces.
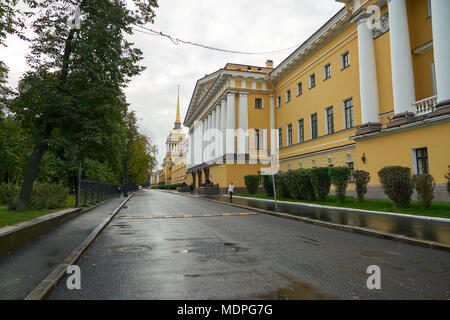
xmin=175 ymin=85 xmax=181 ymax=126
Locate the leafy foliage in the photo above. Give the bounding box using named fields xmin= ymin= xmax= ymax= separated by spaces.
xmin=0 ymin=183 xmax=19 ymax=205
xmin=445 ymin=165 xmax=450 ymax=198
xmin=262 ymin=175 xmax=274 ymax=197
xmin=31 ymin=183 xmax=68 ymax=210
xmin=378 ymin=166 xmax=414 ymax=208
xmin=412 ymin=174 xmax=435 ymax=209
xmin=284 ymin=170 xmax=301 ymax=200
xmin=244 ymin=175 xmax=260 ymax=194
xmin=274 ymin=172 xmax=290 ymax=198
xmin=329 ymin=166 xmax=350 ymax=202
xmin=296 ymin=169 xmax=316 ymax=201
xmin=308 ymin=167 xmax=331 ymax=201
xmin=354 ymin=170 xmax=370 ymax=203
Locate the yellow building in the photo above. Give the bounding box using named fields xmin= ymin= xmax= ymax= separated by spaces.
xmin=162 ymin=86 xmax=187 ymax=185
xmin=183 ymin=0 xmax=450 ymax=201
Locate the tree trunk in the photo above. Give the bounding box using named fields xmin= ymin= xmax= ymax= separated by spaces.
xmin=16 ymin=126 xmax=52 ymax=211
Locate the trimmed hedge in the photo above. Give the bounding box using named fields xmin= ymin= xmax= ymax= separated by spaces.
xmin=412 ymin=174 xmax=435 ymax=209
xmin=445 ymin=165 xmax=450 ymax=198
xmin=262 ymin=175 xmax=274 ymax=197
xmin=378 ymin=166 xmax=414 ymax=208
xmin=274 ymin=172 xmax=290 ymax=198
xmin=354 ymin=170 xmax=370 ymax=203
xmin=329 ymin=166 xmax=351 ymax=202
xmin=244 ymin=175 xmax=260 ymax=194
xmin=297 ymin=169 xmax=316 ymax=201
xmin=308 ymin=167 xmax=331 ymax=201
xmin=285 ymin=171 xmax=302 ymax=200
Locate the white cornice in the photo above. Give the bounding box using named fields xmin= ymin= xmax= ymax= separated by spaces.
xmin=270 ymin=7 xmax=350 ymax=82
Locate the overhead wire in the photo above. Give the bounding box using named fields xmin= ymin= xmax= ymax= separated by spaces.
xmin=132 ymin=25 xmax=302 ymax=55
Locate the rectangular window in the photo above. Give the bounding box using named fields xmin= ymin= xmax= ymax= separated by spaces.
xmin=311 ymin=113 xmax=318 ymax=139
xmin=287 ymin=124 xmax=293 ymax=146
xmin=341 ymin=52 xmax=350 ymax=70
xmin=277 ymin=96 xmax=281 ymax=108
xmin=254 ymin=129 xmax=264 ymax=150
xmin=298 ymin=119 xmax=304 ymax=143
xmin=278 ymin=128 xmax=282 ymax=148
xmin=326 ymin=106 xmax=334 ymax=134
xmin=348 ymin=162 xmax=355 ymax=182
xmin=309 ymin=74 xmax=316 ymax=89
xmin=255 ymin=98 xmax=263 ymax=109
xmin=286 ymin=89 xmax=291 ymax=102
xmin=415 ymin=148 xmax=429 ymax=174
xmin=344 ymin=98 xmax=354 ymax=129
xmin=324 ymin=63 xmax=331 ymax=80
xmin=297 ymin=82 xmax=303 ymax=96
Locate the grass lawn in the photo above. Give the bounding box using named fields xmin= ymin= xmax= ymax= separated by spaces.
xmin=234 ymin=193 xmax=450 ymax=219
xmin=0 ymin=194 xmax=77 ymax=228
xmin=0 ymin=208 xmax=55 ymax=228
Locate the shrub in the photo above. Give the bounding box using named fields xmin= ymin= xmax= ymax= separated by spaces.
xmin=412 ymin=174 xmax=435 ymax=208
xmin=274 ymin=172 xmax=291 ymax=198
xmin=378 ymin=166 xmax=414 ymax=208
xmin=329 ymin=167 xmax=351 ymax=202
xmin=308 ymin=167 xmax=331 ymax=201
xmin=296 ymin=169 xmax=316 ymax=201
xmin=0 ymin=183 xmax=20 ymax=205
xmin=262 ymin=175 xmax=274 ymax=197
xmin=244 ymin=175 xmax=260 ymax=194
xmin=354 ymin=170 xmax=370 ymax=203
xmin=285 ymin=171 xmax=302 ymax=199
xmin=445 ymin=165 xmax=450 ymax=198
xmin=32 ymin=183 xmax=69 ymax=210
xmin=7 ymin=195 xmax=18 ymax=211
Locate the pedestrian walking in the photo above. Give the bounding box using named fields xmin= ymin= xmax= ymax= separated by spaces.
xmin=189 ymin=183 xmax=195 ymax=195
xmin=228 ymin=182 xmax=234 ymax=203
xmin=117 ymin=186 xmax=121 ymax=198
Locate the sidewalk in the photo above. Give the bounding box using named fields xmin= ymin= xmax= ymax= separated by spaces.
xmin=0 ymin=197 xmax=128 ymax=300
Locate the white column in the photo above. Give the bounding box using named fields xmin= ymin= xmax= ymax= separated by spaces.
xmin=221 ymin=98 xmax=227 ymax=156
xmin=211 ymin=109 xmax=216 ymax=160
xmin=238 ymin=92 xmax=249 ymax=156
xmin=431 ymin=0 xmax=450 ymax=104
xmin=215 ymin=104 xmax=222 ymax=159
xmin=352 ymin=10 xmax=380 ymax=124
xmin=388 ymin=0 xmax=416 ymax=114
xmin=226 ymin=92 xmax=236 ymax=156
xmin=199 ymin=121 xmax=204 ymax=164
xmin=269 ymin=95 xmax=275 ymax=154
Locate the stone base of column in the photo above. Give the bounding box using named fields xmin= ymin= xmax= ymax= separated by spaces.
xmin=355 ymin=122 xmax=382 ymax=136
xmin=386 ymin=112 xmax=416 ymax=129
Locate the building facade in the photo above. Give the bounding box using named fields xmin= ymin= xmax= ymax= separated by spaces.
xmin=183 ymin=0 xmax=450 ymax=200
xmin=161 ymin=87 xmax=187 ymax=186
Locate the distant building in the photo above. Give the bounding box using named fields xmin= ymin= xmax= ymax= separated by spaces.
xmin=162 ymin=86 xmax=187 ymax=185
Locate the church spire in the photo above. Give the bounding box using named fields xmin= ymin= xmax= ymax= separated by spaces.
xmin=174 ymin=85 xmax=181 ymax=129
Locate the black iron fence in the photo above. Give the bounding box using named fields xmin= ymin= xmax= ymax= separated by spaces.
xmin=77 ymin=180 xmax=134 ymax=207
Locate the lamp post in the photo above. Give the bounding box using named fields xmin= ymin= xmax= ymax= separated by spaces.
xmin=123 ymin=138 xmax=131 ymax=197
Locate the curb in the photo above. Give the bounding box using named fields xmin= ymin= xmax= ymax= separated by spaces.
xmin=24 ymin=193 xmax=136 ymax=300
xmin=168 ymin=191 xmax=450 ymax=252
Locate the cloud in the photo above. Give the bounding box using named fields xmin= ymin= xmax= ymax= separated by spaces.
xmin=1 ymin=0 xmax=344 ymax=167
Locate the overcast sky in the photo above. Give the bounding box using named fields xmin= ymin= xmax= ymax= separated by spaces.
xmin=0 ymin=0 xmax=343 ymax=168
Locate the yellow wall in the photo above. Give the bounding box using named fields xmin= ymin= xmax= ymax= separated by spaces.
xmin=355 ymin=122 xmax=450 ymax=185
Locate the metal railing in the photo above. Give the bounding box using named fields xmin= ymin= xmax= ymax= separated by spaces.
xmin=78 ymin=180 xmax=134 ymax=207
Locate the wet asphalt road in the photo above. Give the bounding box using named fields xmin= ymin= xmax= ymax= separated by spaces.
xmin=49 ymin=190 xmax=450 ymax=300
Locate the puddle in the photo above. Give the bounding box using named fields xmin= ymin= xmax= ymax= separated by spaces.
xmin=357 ymin=250 xmax=398 ymax=259
xmin=116 ymin=245 xmax=150 ymax=253
xmin=172 ymin=241 xmax=246 ymax=254
xmin=258 ymin=281 xmax=334 ymax=300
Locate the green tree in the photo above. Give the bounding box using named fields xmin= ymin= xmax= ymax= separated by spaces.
xmin=10 ymin=0 xmax=158 ymax=211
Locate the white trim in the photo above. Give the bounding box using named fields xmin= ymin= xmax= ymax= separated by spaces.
xmin=280 ymin=140 xmax=355 ymax=159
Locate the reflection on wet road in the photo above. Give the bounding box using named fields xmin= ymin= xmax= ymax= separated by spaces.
xmin=204 ymin=195 xmax=450 ymax=245
xmin=48 ymin=190 xmax=450 ymax=300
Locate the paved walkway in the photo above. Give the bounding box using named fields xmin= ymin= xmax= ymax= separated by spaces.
xmin=0 ymin=197 xmax=127 ymax=300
